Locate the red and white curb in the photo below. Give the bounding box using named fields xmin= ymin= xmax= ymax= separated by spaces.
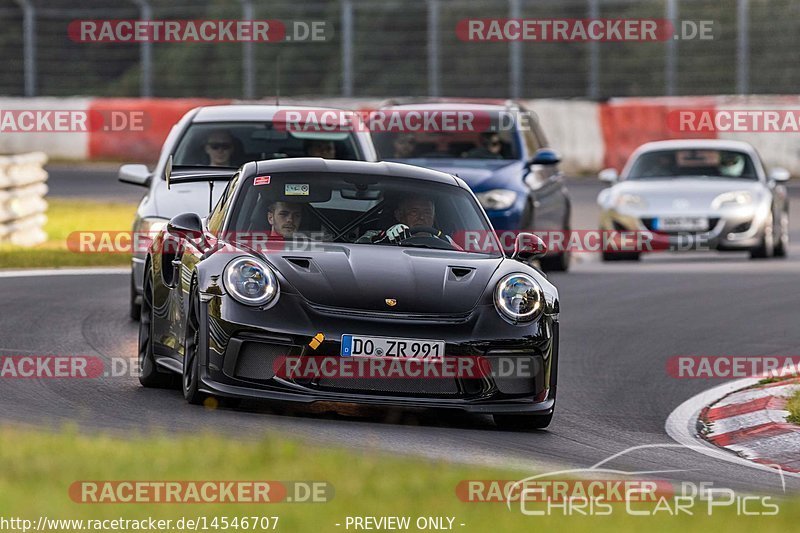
xmin=701 ymin=378 xmax=800 ymax=473
xmin=666 ymin=377 xmax=800 ymax=479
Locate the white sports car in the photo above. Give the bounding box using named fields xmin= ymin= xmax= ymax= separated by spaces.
xmin=597 ymin=139 xmax=790 ymax=261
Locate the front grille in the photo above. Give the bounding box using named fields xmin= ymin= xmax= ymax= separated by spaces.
xmin=730 ymin=220 xmax=752 ymax=233
xmin=234 ymin=341 xmax=289 ymax=380
xmin=641 ymin=217 xmax=720 ymax=234
xmin=308 ymin=303 xmax=472 ymax=324
xmin=315 ymin=375 xmax=461 ymax=397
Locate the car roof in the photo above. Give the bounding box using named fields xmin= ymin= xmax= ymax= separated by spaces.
xmin=634 ymin=139 xmax=757 ymax=155
xmin=379 ymin=100 xmax=518 ymax=113
xmin=251 ymin=158 xmax=461 ymax=186
xmin=191 ymin=104 xmax=355 ymax=123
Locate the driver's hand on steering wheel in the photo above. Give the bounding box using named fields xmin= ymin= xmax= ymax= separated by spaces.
xmin=385 ymin=223 xmax=411 ymax=243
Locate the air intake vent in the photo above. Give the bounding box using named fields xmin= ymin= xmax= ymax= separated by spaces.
xmin=448 ymin=266 xmax=475 ymax=281
xmin=284 ymin=257 xmax=313 ymax=272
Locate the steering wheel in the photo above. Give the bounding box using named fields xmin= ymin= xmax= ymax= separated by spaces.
xmin=406 ymin=226 xmax=450 ymax=244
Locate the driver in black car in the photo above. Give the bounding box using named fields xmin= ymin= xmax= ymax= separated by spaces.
xmin=371 ymin=195 xmax=454 ymax=245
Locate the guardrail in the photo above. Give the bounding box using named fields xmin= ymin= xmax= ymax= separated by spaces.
xmin=0 ymin=152 xmax=48 ymax=247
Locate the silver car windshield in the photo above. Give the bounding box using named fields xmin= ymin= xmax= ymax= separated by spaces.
xmin=172 ymin=122 xmax=361 ymax=168
xmin=627 ymin=149 xmax=758 ymax=180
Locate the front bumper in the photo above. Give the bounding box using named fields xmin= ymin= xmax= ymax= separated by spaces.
xmin=195 ymin=294 xmax=558 ymax=416
xmin=600 ymin=207 xmax=766 ymax=251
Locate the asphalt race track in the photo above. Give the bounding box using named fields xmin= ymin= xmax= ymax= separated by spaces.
xmin=3 ymin=167 xmax=800 ymax=495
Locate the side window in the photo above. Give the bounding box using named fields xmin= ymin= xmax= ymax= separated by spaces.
xmin=516 ymin=106 xmax=545 ymax=156
xmin=207 ymin=173 xmax=239 ymax=234
xmin=519 ymin=123 xmax=540 ymax=156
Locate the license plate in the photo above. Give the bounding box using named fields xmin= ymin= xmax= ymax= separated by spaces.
xmin=340 ymin=335 xmax=445 ymax=359
xmin=654 ymin=216 xmax=709 ymax=232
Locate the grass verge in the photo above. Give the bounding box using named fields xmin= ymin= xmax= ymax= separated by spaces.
xmin=0 ymin=199 xmax=135 ymax=268
xmin=787 ymin=389 xmax=800 ymax=425
xmin=0 ymin=425 xmax=797 ymax=532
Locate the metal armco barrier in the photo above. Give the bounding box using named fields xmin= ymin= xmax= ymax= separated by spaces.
xmin=0 ymin=152 xmax=48 ymax=247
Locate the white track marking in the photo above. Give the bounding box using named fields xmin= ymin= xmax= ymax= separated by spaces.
xmin=0 ymin=267 xmax=128 ymax=278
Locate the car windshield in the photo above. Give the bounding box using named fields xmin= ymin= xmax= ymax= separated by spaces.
xmin=172 ymin=121 xmax=362 ymax=169
xmin=627 ymin=149 xmax=758 ymax=180
xmin=371 ymin=111 xmax=520 ymax=161
xmin=225 ymin=172 xmax=502 ymax=256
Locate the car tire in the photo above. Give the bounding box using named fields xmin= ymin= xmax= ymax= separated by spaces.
xmin=493 ymin=412 xmax=553 ymax=431
xmin=602 ymin=251 xmax=640 ymax=262
xmin=750 ymin=212 xmax=775 ymax=259
xmin=774 ymin=210 xmax=789 ymax=258
xmin=129 ymin=272 xmax=141 ymax=321
xmin=182 ymin=281 xmax=208 ymax=405
xmin=138 ymin=264 xmax=178 ymax=388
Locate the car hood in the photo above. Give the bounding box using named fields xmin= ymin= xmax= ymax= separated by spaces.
xmin=263 ymin=244 xmax=503 ymax=314
xmin=606 ymin=178 xmax=765 ymax=211
xmin=394 ymin=158 xmax=524 ymax=191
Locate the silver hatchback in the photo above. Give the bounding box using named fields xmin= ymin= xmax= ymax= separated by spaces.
xmin=119 ymin=104 xmax=378 ymax=319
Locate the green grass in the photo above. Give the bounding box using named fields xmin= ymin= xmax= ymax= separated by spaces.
xmin=0 ymin=199 xmax=135 ymax=268
xmin=1 ymin=425 xmax=798 ymax=532
xmin=787 ymin=389 xmax=800 ymax=425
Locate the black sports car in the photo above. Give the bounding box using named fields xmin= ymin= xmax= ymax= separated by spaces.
xmin=138 ymin=158 xmax=560 ymax=429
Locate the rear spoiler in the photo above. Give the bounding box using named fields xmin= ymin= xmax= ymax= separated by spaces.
xmin=165 ymin=156 xmax=238 ymax=190
xmin=165 ymin=156 xmax=239 ymax=211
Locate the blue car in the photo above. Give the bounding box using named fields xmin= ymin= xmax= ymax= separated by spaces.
xmin=372 ymin=100 xmax=571 ymax=271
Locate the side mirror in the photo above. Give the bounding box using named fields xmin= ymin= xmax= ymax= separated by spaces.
xmin=769 ymin=167 xmax=791 ymax=182
xmin=167 ymin=213 xmax=204 ymax=241
xmin=118 ymin=164 xmax=151 ymax=187
xmin=529 ymin=148 xmax=561 ymax=167
xmin=598 ymin=168 xmax=619 ymax=183
xmin=512 ymin=232 xmax=547 ymax=262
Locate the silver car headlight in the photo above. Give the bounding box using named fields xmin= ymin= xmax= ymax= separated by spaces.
xmin=477 ymin=189 xmax=518 ymax=210
xmin=615 ymin=193 xmax=647 ymax=208
xmin=711 ymin=191 xmax=753 ymax=209
xmin=134 ymin=217 xmax=168 ymax=253
xmin=223 ymin=256 xmax=279 ymax=306
xmin=494 ymin=273 xmax=544 ymax=324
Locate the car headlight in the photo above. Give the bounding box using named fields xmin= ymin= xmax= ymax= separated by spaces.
xmin=494 ymin=273 xmax=544 ymax=324
xmin=223 ymin=256 xmax=279 ymax=306
xmin=134 ymin=217 xmax=168 ymax=252
xmin=615 ymin=193 xmax=647 ymax=208
xmin=711 ymin=191 xmax=753 ymax=209
xmin=477 ymin=189 xmax=518 ymax=210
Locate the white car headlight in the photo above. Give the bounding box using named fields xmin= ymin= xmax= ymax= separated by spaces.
xmin=477 ymin=189 xmax=518 ymax=210
xmin=224 ymin=256 xmax=279 ymax=306
xmin=711 ymin=191 xmax=753 ymax=209
xmin=134 ymin=217 xmax=168 ymax=252
xmin=494 ymin=273 xmax=544 ymax=324
xmin=615 ymin=193 xmax=647 ymax=208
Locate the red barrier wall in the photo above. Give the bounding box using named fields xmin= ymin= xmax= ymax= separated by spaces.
xmin=87 ymin=98 xmax=230 ymax=161
xmin=599 ymin=97 xmax=718 ymax=171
